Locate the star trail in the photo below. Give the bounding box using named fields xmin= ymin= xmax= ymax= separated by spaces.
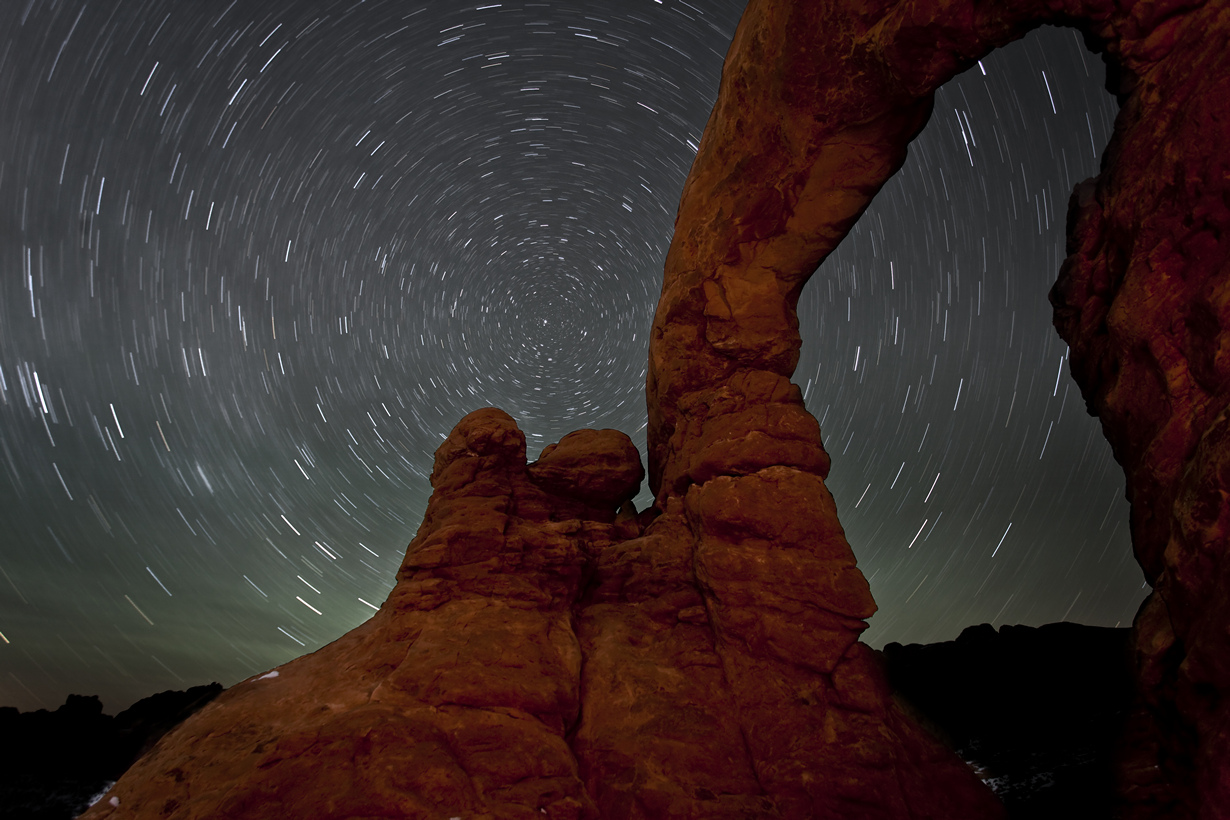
xmin=0 ymin=0 xmax=1144 ymax=712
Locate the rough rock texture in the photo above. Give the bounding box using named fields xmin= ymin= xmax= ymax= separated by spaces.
xmin=572 ymin=468 xmax=999 ymax=818
xmin=645 ymin=0 xmax=1230 ymax=817
xmin=79 ymin=409 xmax=995 ymax=819
xmin=1049 ymin=3 xmax=1230 ymax=816
xmin=83 ymin=410 xmax=645 ymax=819
xmin=80 ymin=0 xmax=1230 ymax=817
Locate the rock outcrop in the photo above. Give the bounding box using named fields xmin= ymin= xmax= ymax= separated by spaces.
xmin=81 ymin=411 xmax=641 ymax=818
xmin=1049 ymin=3 xmax=1230 ymax=815
xmin=80 ymin=0 xmax=1230 ymax=817
xmin=80 ymin=409 xmax=997 ymax=819
xmin=645 ymin=0 xmax=1230 ymax=816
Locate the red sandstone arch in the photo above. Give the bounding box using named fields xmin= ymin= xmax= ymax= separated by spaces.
xmin=647 ymin=0 xmax=1230 ymax=816
xmin=79 ymin=0 xmax=1228 ymax=817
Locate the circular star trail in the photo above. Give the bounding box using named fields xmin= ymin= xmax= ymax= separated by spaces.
xmin=0 ymin=0 xmax=1143 ymax=712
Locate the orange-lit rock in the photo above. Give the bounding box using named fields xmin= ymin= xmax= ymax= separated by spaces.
xmin=646 ymin=0 xmax=1230 ymax=815
xmin=81 ymin=409 xmax=637 ymax=820
xmin=81 ymin=0 xmax=1230 ymax=816
xmin=528 ymin=428 xmax=644 ymax=505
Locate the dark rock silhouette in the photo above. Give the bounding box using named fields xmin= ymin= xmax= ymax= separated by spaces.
xmin=77 ymin=0 xmax=1230 ymax=816
xmin=0 ymin=684 xmax=220 ymax=820
xmin=882 ymin=623 xmax=1133 ymax=818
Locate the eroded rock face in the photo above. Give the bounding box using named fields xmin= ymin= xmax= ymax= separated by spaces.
xmin=646 ymin=0 xmax=1230 ymax=816
xmin=80 ymin=0 xmax=1229 ymax=816
xmin=80 ymin=409 xmax=640 ymax=819
xmin=1050 ymin=2 xmax=1230 ymax=814
xmin=81 ymin=408 xmax=997 ymax=819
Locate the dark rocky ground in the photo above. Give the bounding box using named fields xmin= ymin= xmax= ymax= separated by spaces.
xmin=2 ymin=621 xmax=1130 ymax=819
xmin=0 ymin=684 xmax=221 ymax=819
xmin=881 ymin=621 xmax=1134 ymax=819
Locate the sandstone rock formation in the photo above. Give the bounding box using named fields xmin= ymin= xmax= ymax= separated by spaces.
xmin=645 ymin=0 xmax=1230 ymax=816
xmin=80 ymin=0 xmax=1230 ymax=817
xmin=80 ymin=409 xmax=997 ymax=819
xmin=81 ymin=411 xmax=639 ymax=819
xmin=1049 ymin=4 xmax=1230 ymax=815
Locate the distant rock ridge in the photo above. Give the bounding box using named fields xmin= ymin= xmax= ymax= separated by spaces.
xmin=0 ymin=683 xmax=221 ymax=819
xmin=882 ymin=622 xmax=1134 ymax=816
xmin=81 ymin=0 xmax=1230 ymax=817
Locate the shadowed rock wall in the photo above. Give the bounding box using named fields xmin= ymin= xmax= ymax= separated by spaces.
xmin=1050 ymin=2 xmax=1230 ymax=813
xmin=79 ymin=0 xmax=1229 ymax=817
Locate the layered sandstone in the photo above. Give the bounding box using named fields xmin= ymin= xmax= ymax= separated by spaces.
xmin=81 ymin=0 xmax=1230 ymax=816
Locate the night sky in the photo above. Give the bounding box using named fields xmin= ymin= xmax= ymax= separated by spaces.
xmin=0 ymin=0 xmax=1144 ymax=713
